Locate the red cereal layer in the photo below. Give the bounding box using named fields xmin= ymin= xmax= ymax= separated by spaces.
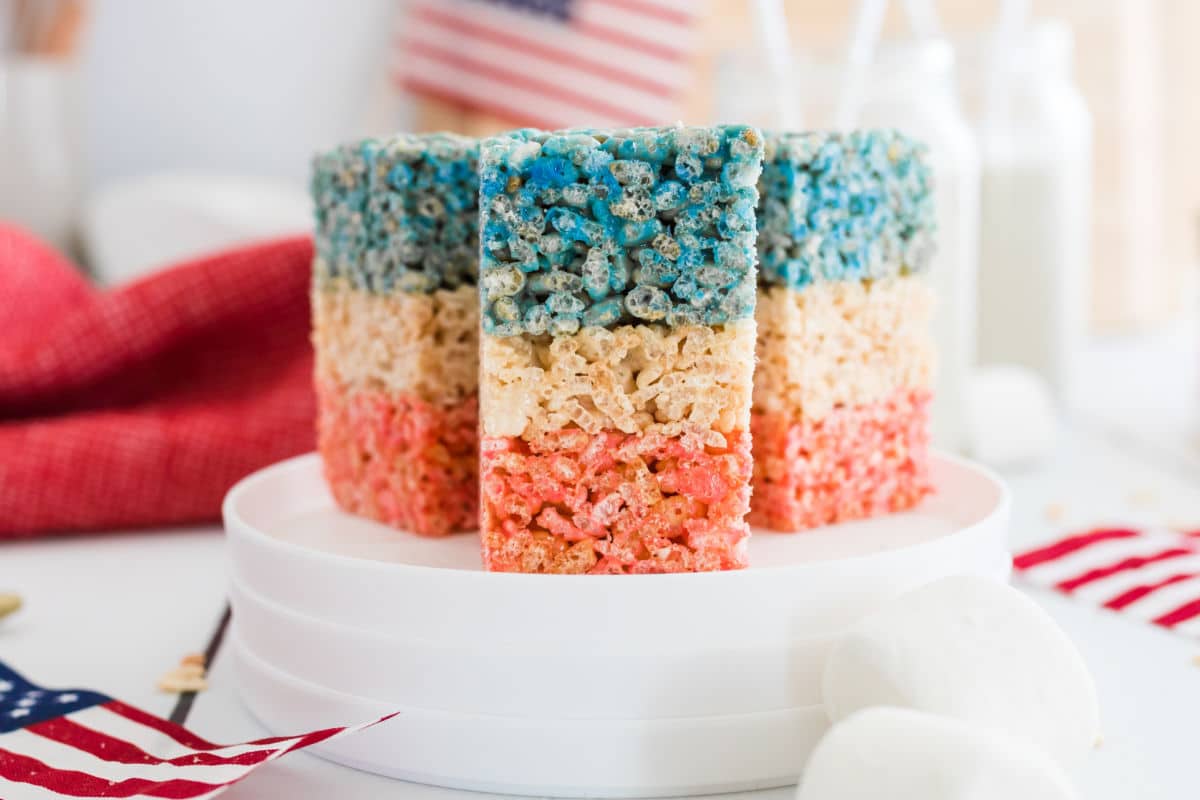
xmin=751 ymin=386 xmax=933 ymax=532
xmin=480 ymin=429 xmax=752 ymax=574
xmin=317 ymin=380 xmax=478 ymax=536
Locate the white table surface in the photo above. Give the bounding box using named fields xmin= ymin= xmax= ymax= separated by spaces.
xmin=4 ymin=326 xmax=1199 ymax=799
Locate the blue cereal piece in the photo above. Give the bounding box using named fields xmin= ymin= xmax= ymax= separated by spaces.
xmin=583 ymin=297 xmax=624 ymax=327
xmin=478 ymin=125 xmax=764 ymax=336
xmin=310 ymin=132 xmax=479 ymax=293
xmin=581 ymin=249 xmax=611 ymax=300
xmin=756 ymin=129 xmax=936 ymax=291
xmin=625 ymin=285 xmax=671 ymax=321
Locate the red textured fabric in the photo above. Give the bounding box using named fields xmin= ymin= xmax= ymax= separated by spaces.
xmin=0 ymin=224 xmax=316 ymax=538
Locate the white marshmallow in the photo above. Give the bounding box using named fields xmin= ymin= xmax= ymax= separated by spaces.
xmin=822 ymin=575 xmax=1100 ymax=768
xmin=965 ymin=365 xmax=1058 ymax=468
xmin=796 ymin=707 xmax=1079 ymax=800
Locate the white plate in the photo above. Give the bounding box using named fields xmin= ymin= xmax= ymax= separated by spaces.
xmin=224 ymin=451 xmax=1010 ymax=795
xmin=225 ymin=452 xmax=1011 ymax=651
xmin=232 ymin=638 xmax=830 ymax=798
xmin=230 ymin=576 xmax=845 ymax=717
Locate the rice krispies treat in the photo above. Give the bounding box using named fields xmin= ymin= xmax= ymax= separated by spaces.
xmin=313 ymin=277 xmax=478 ymax=407
xmin=750 ymin=129 xmax=936 ymax=533
xmin=478 ymin=125 xmax=764 ymax=336
xmin=481 ymin=319 xmax=755 ymax=440
xmin=754 ymin=276 xmax=934 ymax=422
xmin=310 ymin=132 xmax=481 ymax=536
xmin=478 ymin=124 xmax=763 ymax=573
xmin=757 ymin=130 xmax=935 ymax=290
xmin=312 ymin=133 xmax=479 ymax=293
xmin=750 ymin=387 xmax=932 ymax=531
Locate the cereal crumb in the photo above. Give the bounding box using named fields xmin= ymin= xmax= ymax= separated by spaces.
xmin=157 ymin=669 xmax=207 ymax=693
xmin=158 ymin=656 xmax=209 ymax=693
xmin=1127 ymin=488 xmax=1158 ymax=508
xmin=0 ymin=592 xmax=21 ymax=619
xmin=1043 ymin=503 xmax=1066 ymax=523
xmin=1093 ymin=734 xmax=1104 ymax=749
xmin=1192 ymin=654 xmax=1200 ymax=668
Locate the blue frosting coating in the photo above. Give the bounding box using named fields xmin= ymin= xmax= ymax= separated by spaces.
xmin=478 ymin=125 xmax=764 ymax=336
xmin=311 ymin=133 xmax=479 ymax=293
xmin=756 ymin=129 xmax=936 ymax=290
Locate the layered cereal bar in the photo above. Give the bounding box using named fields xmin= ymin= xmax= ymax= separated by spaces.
xmin=478 ymin=125 xmax=764 ymax=573
xmin=752 ymin=130 xmax=937 ymax=531
xmin=311 ymin=134 xmax=479 ymax=535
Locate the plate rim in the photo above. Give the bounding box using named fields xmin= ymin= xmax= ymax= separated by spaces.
xmin=223 ymin=450 xmax=1011 ymax=582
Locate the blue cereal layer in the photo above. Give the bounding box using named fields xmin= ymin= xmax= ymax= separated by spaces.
xmin=478 ymin=125 xmax=764 ymax=336
xmin=756 ymin=130 xmax=935 ymax=291
xmin=311 ymin=133 xmax=479 ymax=293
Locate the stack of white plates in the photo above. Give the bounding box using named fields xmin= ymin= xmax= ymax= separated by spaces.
xmin=224 ymin=452 xmax=1011 ymax=797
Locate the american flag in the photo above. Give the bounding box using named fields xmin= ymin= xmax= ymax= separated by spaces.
xmin=1015 ymin=526 xmax=1200 ymax=636
xmin=0 ymin=660 xmax=392 ymax=799
xmin=395 ymin=0 xmax=700 ymax=129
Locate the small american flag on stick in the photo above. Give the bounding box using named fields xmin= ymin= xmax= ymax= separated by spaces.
xmin=395 ymin=0 xmax=700 ymax=129
xmin=0 ymin=660 xmax=392 ymax=799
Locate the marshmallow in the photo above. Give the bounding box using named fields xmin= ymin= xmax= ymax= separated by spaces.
xmin=822 ymin=576 xmax=1100 ymax=768
xmin=796 ymin=707 xmax=1079 ymax=800
xmin=965 ymin=365 xmax=1058 ymax=467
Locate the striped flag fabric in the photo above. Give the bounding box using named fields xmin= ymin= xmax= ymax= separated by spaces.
xmin=1015 ymin=526 xmax=1200 ymax=636
xmin=394 ymin=0 xmax=700 ymax=129
xmin=0 ymin=660 xmax=392 ymax=799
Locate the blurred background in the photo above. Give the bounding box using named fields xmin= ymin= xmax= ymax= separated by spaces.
xmin=2 ymin=0 xmax=1197 ymax=465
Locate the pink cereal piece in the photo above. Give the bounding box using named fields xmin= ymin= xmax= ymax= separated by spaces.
xmin=480 ymin=429 xmax=753 ymax=574
xmin=591 ymin=492 xmax=625 ymax=525
xmin=535 ymin=506 xmax=588 ymax=542
xmin=750 ymin=386 xmax=933 ymax=532
xmin=317 ymin=380 xmax=478 ymax=536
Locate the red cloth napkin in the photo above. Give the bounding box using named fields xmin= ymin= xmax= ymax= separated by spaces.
xmin=0 ymin=224 xmax=316 ymax=538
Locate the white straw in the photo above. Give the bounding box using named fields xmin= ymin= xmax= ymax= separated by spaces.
xmin=900 ymin=0 xmax=942 ymax=39
xmin=751 ymin=0 xmax=802 ymax=130
xmin=833 ymin=0 xmax=890 ymax=131
xmin=982 ymin=0 xmax=1031 ymax=128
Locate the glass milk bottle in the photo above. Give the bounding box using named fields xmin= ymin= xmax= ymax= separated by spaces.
xmin=970 ymin=21 xmax=1091 ymax=412
xmin=716 ymin=38 xmax=981 ymax=452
